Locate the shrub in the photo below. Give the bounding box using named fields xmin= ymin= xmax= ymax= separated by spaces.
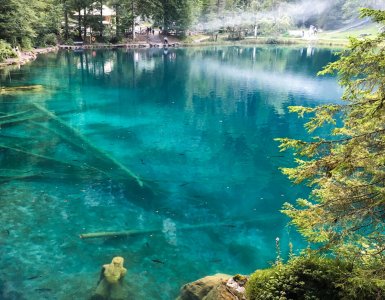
xmin=43 ymin=33 xmax=57 ymax=46
xmin=97 ymin=36 xmax=109 ymax=44
xmin=266 ymin=38 xmax=279 ymax=44
xmin=0 ymin=40 xmax=17 ymax=62
xmin=109 ymin=36 xmax=120 ymax=44
xmin=246 ymin=255 xmax=385 ymax=300
xmin=35 ymin=33 xmax=58 ymax=47
xmin=21 ymin=37 xmax=33 ymax=50
xmin=62 ymin=38 xmax=74 ymax=45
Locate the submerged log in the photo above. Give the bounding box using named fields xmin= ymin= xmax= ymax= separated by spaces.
xmin=80 ymin=228 xmax=159 ymax=239
xmin=79 ymin=217 xmax=279 ymax=240
xmin=32 ymin=103 xmax=144 ymax=187
xmin=0 ymin=85 xmax=44 ymax=95
xmin=0 ymin=109 xmax=33 ymax=120
xmin=0 ymin=112 xmax=45 ymax=127
xmin=79 ymin=224 xmax=215 ymax=240
xmin=0 ymin=173 xmax=42 ymax=182
xmin=0 ymin=144 xmax=96 ymax=172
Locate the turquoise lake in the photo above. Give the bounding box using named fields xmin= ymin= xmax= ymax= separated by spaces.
xmin=0 ymin=46 xmax=341 ymax=299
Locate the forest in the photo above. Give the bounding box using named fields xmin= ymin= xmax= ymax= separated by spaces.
xmin=0 ymin=0 xmax=382 ymax=52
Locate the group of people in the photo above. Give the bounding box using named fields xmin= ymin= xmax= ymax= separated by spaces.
xmin=146 ymin=27 xmax=155 ymax=35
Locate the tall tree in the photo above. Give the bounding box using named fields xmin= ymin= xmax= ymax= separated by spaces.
xmin=152 ymin=0 xmax=193 ymax=32
xmin=277 ymin=9 xmax=385 ymax=262
xmin=0 ymin=0 xmax=36 ymax=47
xmin=70 ymin=0 xmax=93 ymax=40
xmin=61 ymin=0 xmax=71 ymax=39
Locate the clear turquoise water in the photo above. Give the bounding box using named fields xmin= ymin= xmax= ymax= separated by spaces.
xmin=0 ymin=46 xmax=341 ymax=299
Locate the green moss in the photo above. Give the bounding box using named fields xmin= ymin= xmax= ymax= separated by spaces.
xmin=246 ymin=255 xmax=385 ymax=300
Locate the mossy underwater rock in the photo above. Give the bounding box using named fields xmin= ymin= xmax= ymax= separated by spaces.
xmin=91 ymin=257 xmax=128 ymax=300
xmin=177 ymin=273 xmax=247 ymax=300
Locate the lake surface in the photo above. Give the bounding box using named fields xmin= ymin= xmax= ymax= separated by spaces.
xmin=0 ymin=46 xmax=341 ymax=299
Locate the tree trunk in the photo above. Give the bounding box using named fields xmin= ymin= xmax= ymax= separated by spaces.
xmin=163 ymin=0 xmax=167 ymax=34
xmin=131 ymin=0 xmax=135 ymax=40
xmin=217 ymin=0 xmax=225 ymax=14
xmin=64 ymin=1 xmax=69 ymax=39
xmin=100 ymin=0 xmax=103 ymax=37
xmin=115 ymin=4 xmax=120 ymax=37
xmin=78 ymin=8 xmax=82 ymax=39
xmin=83 ymin=6 xmax=87 ymax=42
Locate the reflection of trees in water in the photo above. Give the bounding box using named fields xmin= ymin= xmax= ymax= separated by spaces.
xmin=185 ymin=47 xmax=340 ymax=116
xmin=50 ymin=47 xmax=339 ymax=117
xmin=0 ymin=48 xmax=336 ymax=218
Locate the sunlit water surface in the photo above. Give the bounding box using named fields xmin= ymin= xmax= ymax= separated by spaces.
xmin=0 ymin=46 xmax=341 ymax=299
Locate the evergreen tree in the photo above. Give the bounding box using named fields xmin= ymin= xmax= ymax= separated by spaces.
xmin=277 ymin=9 xmax=385 ymax=262
xmin=0 ymin=0 xmax=36 ymax=47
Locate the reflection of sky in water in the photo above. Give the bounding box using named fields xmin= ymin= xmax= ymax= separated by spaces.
xmin=190 ymin=56 xmax=342 ymax=104
xmin=0 ymin=46 xmax=342 ymax=300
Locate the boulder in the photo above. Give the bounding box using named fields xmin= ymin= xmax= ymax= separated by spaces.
xmin=177 ymin=274 xmax=247 ymax=300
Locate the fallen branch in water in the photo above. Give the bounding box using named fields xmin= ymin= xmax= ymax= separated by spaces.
xmin=0 ymin=109 xmax=33 ymax=120
xmin=80 ymin=228 xmax=160 ymax=239
xmin=32 ymin=103 xmax=143 ymax=187
xmin=0 ymin=112 xmax=45 ymax=127
xmin=0 ymin=174 xmax=42 ymax=183
xmin=0 ymin=144 xmax=98 ymax=174
xmin=79 ymin=219 xmax=273 ymax=239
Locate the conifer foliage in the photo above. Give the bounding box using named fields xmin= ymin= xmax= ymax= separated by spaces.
xmin=277 ymin=9 xmax=385 ymax=260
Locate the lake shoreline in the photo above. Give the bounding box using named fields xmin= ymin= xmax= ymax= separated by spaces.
xmin=182 ymin=37 xmax=349 ymax=47
xmin=0 ymin=37 xmax=346 ymax=70
xmin=0 ymin=46 xmax=59 ymax=69
xmin=58 ymin=37 xmax=347 ymax=49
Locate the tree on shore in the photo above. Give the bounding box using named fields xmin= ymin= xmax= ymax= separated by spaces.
xmin=277 ymin=8 xmax=385 ymax=265
xmin=246 ymin=9 xmax=385 ymax=299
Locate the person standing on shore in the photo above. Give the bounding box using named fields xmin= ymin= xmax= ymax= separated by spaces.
xmin=14 ymin=46 xmax=20 ymax=59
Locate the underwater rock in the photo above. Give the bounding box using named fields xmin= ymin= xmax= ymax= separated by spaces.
xmin=177 ymin=273 xmax=247 ymax=300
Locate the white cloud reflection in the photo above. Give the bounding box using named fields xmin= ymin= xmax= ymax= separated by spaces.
xmin=190 ymin=56 xmax=343 ymax=104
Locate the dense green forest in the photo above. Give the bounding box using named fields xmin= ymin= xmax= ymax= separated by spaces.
xmin=0 ymin=0 xmax=382 ymax=52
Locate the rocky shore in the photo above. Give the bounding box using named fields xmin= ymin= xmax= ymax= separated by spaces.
xmin=177 ymin=273 xmax=248 ymax=300
xmin=0 ymin=46 xmax=58 ymax=68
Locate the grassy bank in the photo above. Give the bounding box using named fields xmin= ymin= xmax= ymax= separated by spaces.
xmin=182 ymin=23 xmax=382 ymax=48
xmin=181 ymin=36 xmax=349 ymax=47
